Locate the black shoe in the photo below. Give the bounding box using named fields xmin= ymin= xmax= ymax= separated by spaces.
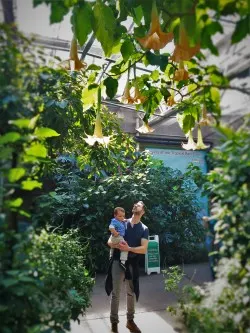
xmin=126 ymin=320 xmax=141 ymax=333
xmin=111 ymin=323 xmax=118 ymax=333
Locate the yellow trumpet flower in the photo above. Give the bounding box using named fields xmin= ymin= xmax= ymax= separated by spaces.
xmin=133 ymin=85 xmax=147 ymax=104
xmin=171 ymin=27 xmax=200 ymax=63
xmin=199 ymin=105 xmax=215 ymax=126
xmin=174 ymin=60 xmax=189 ymax=81
xmin=137 ymin=1 xmax=173 ymax=50
xmin=167 ymin=89 xmax=176 ymax=106
xmin=84 ymin=112 xmax=110 ymax=147
xmin=58 ymin=37 xmax=86 ymax=71
xmin=136 ymin=121 xmax=155 ymax=134
xmin=120 ymin=81 xmax=134 ymax=104
xmin=182 ymin=130 xmax=197 ymax=150
xmin=196 ymin=126 xmax=210 ymax=150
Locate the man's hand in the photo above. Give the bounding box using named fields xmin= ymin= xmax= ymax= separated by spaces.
xmin=119 ymin=240 xmax=130 ymax=252
xmin=119 ymin=239 xmax=149 ymax=254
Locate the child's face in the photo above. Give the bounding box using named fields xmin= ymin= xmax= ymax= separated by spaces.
xmin=115 ymin=211 xmax=125 ymax=222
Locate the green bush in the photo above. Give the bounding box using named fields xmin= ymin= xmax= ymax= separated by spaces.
xmin=0 ymin=215 xmax=94 ymax=333
xmin=181 ymin=258 xmax=250 ymax=333
xmin=176 ymin=121 xmax=250 ymax=332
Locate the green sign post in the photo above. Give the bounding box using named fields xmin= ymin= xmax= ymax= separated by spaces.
xmin=145 ymin=235 xmax=160 ymax=275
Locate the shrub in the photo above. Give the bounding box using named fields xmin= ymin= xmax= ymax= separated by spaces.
xmin=0 ymin=215 xmax=94 ymax=333
xmin=181 ymin=258 xmax=250 ymax=333
xmin=173 ymin=121 xmax=250 ymax=332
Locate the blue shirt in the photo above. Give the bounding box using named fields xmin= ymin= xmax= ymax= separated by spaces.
xmin=124 ymin=219 xmax=149 ymax=258
xmin=109 ymin=218 xmax=126 ymax=237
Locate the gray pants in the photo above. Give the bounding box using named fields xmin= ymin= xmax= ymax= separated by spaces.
xmin=110 ymin=260 xmax=135 ymax=324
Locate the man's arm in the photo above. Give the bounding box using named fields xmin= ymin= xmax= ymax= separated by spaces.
xmin=119 ymin=238 xmax=149 ymax=254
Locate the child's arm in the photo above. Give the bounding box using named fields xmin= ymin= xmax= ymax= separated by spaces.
xmin=109 ymin=227 xmax=119 ymax=237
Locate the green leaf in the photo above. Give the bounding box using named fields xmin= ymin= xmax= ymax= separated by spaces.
xmin=7 ymin=198 xmax=23 ymax=208
xmin=34 ymin=127 xmax=60 ymax=138
xmin=117 ymin=0 xmax=128 ymax=22
xmin=71 ymin=2 xmax=93 ymax=46
xmin=8 ymin=168 xmax=26 ymax=182
xmin=131 ymin=5 xmax=143 ymax=25
xmin=82 ymin=85 xmax=99 ymax=111
xmin=21 ymin=180 xmax=43 ymax=191
xmin=120 ymin=40 xmax=134 ymax=62
xmin=151 ymin=70 xmax=159 ymax=81
xmin=29 ymin=114 xmax=40 ymax=130
xmin=87 ymin=64 xmax=102 ymax=71
xmin=2 ymin=278 xmax=18 ymax=288
xmin=50 ymin=2 xmax=69 ymax=24
xmin=183 ymin=115 xmax=196 ymax=134
xmin=9 ymin=117 xmax=40 ymax=129
xmin=201 ymin=30 xmax=218 ymax=55
xmin=210 ymin=87 xmax=220 ymax=104
xmin=25 ymin=143 xmax=47 ymax=158
xmin=104 ymin=77 xmax=118 ymax=99
xmin=92 ymin=2 xmax=116 ymax=56
xmin=0 ymin=147 xmax=13 ymax=159
xmin=220 ymin=0 xmax=237 ymax=15
xmin=144 ymin=52 xmax=169 ymax=71
xmin=216 ymin=125 xmax=235 ymax=139
xmin=206 ymin=21 xmax=223 ymax=35
xmin=0 ymin=132 xmax=21 ymax=145
xmin=9 ymin=119 xmax=30 ymax=128
xmin=231 ymin=16 xmax=250 ymax=44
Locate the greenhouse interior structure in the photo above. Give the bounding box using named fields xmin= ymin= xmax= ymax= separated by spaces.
xmin=0 ymin=1 xmax=249 ymax=333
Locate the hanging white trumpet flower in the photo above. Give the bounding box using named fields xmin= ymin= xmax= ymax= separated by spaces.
xmin=196 ymin=126 xmax=210 ymax=150
xmin=84 ymin=88 xmax=111 ymax=147
xmin=182 ymin=130 xmax=197 ymax=150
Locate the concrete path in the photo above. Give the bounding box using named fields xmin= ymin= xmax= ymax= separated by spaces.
xmin=70 ymin=262 xmax=212 ymax=333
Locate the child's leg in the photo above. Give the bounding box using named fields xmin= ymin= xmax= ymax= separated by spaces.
xmin=120 ymin=250 xmax=128 ymax=263
xmin=110 ymin=235 xmax=123 ymax=259
xmin=119 ymin=236 xmax=128 ymax=264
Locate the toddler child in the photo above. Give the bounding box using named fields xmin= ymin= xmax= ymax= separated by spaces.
xmin=109 ymin=207 xmax=127 ymax=265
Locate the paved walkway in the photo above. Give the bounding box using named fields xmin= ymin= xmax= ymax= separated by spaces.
xmin=70 ymin=262 xmax=212 ymax=333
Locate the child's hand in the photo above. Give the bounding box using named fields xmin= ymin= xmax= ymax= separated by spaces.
xmin=112 ymin=230 xmax=119 ymax=237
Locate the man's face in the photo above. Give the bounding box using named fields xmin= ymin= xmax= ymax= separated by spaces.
xmin=115 ymin=211 xmax=125 ymax=222
xmin=132 ymin=202 xmax=144 ymax=215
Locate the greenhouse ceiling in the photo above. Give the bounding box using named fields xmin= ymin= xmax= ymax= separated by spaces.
xmin=1 ymin=0 xmax=250 ymax=143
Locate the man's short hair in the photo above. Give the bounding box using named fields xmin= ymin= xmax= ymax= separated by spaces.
xmin=114 ymin=207 xmax=125 ymax=215
xmin=137 ymin=201 xmax=145 ymax=211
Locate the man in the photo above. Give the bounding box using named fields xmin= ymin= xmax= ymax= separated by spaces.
xmin=106 ymin=201 xmax=149 ymax=333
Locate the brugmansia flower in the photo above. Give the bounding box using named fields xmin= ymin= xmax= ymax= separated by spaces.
xmin=171 ymin=27 xmax=200 ymax=63
xmin=167 ymin=90 xmax=176 ymax=106
xmin=137 ymin=1 xmax=173 ymax=50
xmin=133 ymin=85 xmax=147 ymax=104
xmin=196 ymin=126 xmax=210 ymax=150
xmin=136 ymin=121 xmax=155 ymax=134
xmin=174 ymin=60 xmax=189 ymax=81
xmin=199 ymin=105 xmax=215 ymax=126
xmin=182 ymin=130 xmax=197 ymax=150
xmin=58 ymin=37 xmax=86 ymax=71
xmin=84 ymin=112 xmax=110 ymax=147
xmin=121 ymin=81 xmax=134 ymax=104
